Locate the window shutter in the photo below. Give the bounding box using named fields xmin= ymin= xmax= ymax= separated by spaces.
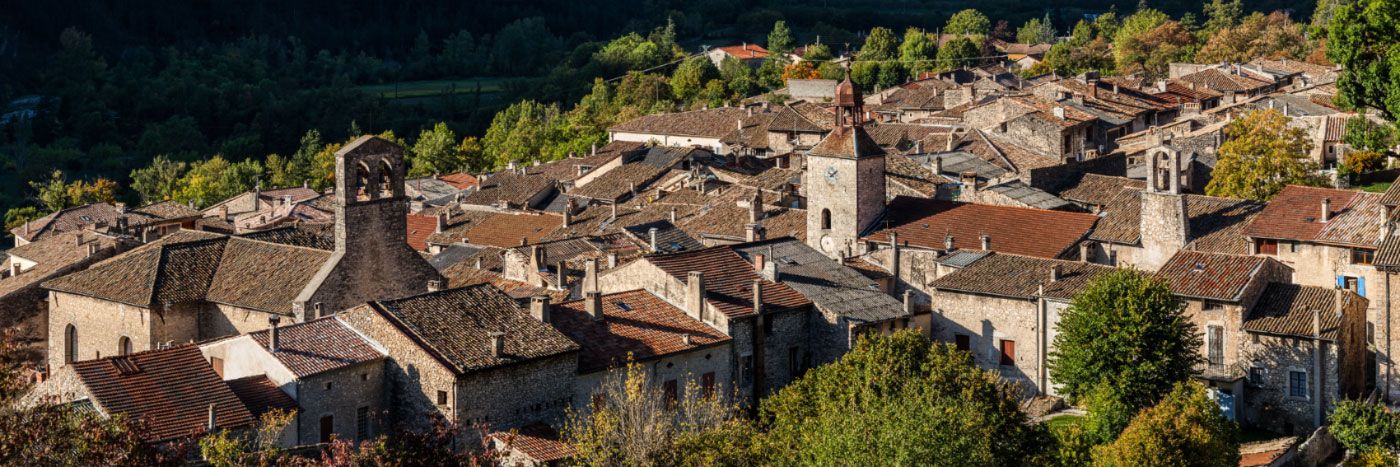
xmin=1336 ymin=275 xmax=1345 ymax=288
xmin=1359 ymin=278 xmax=1367 ymax=298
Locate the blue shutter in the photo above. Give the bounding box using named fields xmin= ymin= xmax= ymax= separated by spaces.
xmin=1359 ymin=278 xmax=1367 ymax=298
xmin=1337 ymin=275 xmax=1345 ymax=288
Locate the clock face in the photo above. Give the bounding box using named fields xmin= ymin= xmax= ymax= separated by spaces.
xmin=824 ymin=165 xmax=840 ymax=184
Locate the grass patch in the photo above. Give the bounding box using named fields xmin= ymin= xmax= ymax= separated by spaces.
xmin=357 ymin=78 xmax=509 ymax=99
xmin=1359 ymin=181 xmax=1393 ymax=193
xmin=1045 ymin=414 xmax=1085 ymax=433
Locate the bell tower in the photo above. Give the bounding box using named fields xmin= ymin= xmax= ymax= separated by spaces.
xmin=805 ymin=69 xmax=887 ymax=259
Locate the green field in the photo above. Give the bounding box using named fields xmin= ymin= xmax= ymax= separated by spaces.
xmin=1360 ymin=181 xmax=1393 ymax=193
xmin=358 ymin=78 xmax=509 ymax=99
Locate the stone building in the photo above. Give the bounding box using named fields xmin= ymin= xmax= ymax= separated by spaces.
xmin=961 ymin=95 xmax=1095 ymax=160
xmin=41 ymin=136 xmax=439 ymax=372
xmin=0 ymin=230 xmax=133 ymax=358
xmin=340 ymin=285 xmax=580 ymax=444
xmin=925 ymin=253 xmax=1115 ymax=396
xmin=199 ymin=316 xmax=387 ymax=445
xmin=803 ymin=73 xmax=887 ymax=259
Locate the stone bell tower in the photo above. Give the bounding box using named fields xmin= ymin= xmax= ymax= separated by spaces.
xmin=294 ymin=135 xmax=443 ymax=320
xmin=805 ymin=69 xmax=887 ymax=259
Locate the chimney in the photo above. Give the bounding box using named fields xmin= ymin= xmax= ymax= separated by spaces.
xmin=670 ymin=206 xmax=677 ymax=223
xmin=961 ymin=171 xmax=978 ymax=192
xmin=585 ymin=291 xmax=603 ymax=321
xmin=903 ymin=290 xmax=915 ymax=315
xmin=944 ymin=234 xmax=955 ymax=252
xmin=649 ymin=227 xmax=659 ymax=252
xmin=489 ymin=332 xmax=506 ymax=357
xmin=890 ymin=231 xmax=901 ymax=284
xmin=1090 ymin=80 xmax=1098 ymax=99
xmin=1322 ymin=198 xmax=1331 ymax=222
xmin=253 ymin=183 xmax=261 ymax=211
xmin=562 ymin=200 xmax=573 ymax=228
xmin=556 ymin=261 xmax=570 ymax=288
xmin=681 ymin=334 xmax=693 ymax=346
xmin=436 ymin=212 xmax=448 ymax=233
xmin=591 ymin=142 xmax=598 ymax=156
xmin=585 ymin=258 xmax=599 ymax=293
xmin=745 ymin=224 xmax=762 ymax=242
xmin=9 ymin=262 xmax=18 ymax=278
xmin=86 ymin=243 xmax=98 ymax=258
xmin=1156 ymin=79 xmax=1167 ymax=93
xmin=475 ymin=256 xmax=484 ymax=270
xmin=914 ymin=140 xmax=924 ymax=154
xmin=428 ymin=279 xmax=442 ymax=292
xmin=749 ymin=191 xmax=763 ymax=224
xmin=282 ymin=195 xmax=292 ymax=207
xmin=933 ymin=156 xmax=944 ymax=175
xmin=754 ymin=253 xmax=766 ymax=273
xmin=267 ymin=315 xmax=281 ymax=353
xmin=610 ymin=202 xmax=617 ymax=221
xmin=607 ymin=252 xmax=618 ymax=269
xmin=303 ymin=179 xmax=310 ymax=189
xmin=752 ymin=279 xmax=764 ymax=316
xmin=208 ymin=404 xmax=217 ymax=432
xmin=980 ymin=234 xmax=991 ymax=251
xmin=1050 ymin=264 xmax=1062 ymax=282
xmin=1053 ymin=107 xmax=1065 ymax=119
xmin=220 ymin=205 xmax=229 ymax=221
xmin=1080 ymin=241 xmax=1094 ymax=263
xmin=507 ymin=160 xmax=518 ymax=170
xmin=629 ymin=182 xmax=636 ymax=197
xmin=686 ymin=272 xmax=706 ymax=319
xmin=1072 ymin=92 xmax=1084 ymax=105
xmin=530 ymin=296 xmax=551 ymax=323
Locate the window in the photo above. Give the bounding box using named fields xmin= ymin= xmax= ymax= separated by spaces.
xmin=702 ymin=372 xmax=716 ymax=400
xmin=1289 ymin=371 xmax=1308 ymax=398
xmin=117 ymin=336 xmax=132 ymax=356
xmin=1289 ymin=241 xmax=1298 ymax=253
xmin=356 ymin=407 xmax=369 ymax=441
xmin=663 ymin=380 xmax=678 ymax=410
xmin=1353 ymin=248 xmax=1376 ymax=265
xmin=740 ymin=355 xmax=754 ymax=384
xmin=360 ymin=373 xmax=369 ymax=381
xmin=319 ymin=416 xmax=334 ymax=443
xmin=64 ymin=325 xmax=77 ymax=364
xmin=789 ymin=347 xmax=801 ymax=376
xmin=436 ymin=390 xmax=448 ymax=405
xmin=1203 ymin=300 xmax=1224 ymax=311
xmin=955 ymin=334 xmax=970 ymax=352
xmin=1258 ymin=239 xmax=1278 ymax=256
xmin=820 ymin=209 xmax=831 ymax=230
xmin=1207 ymin=326 xmax=1224 ymax=369
xmin=324 ymin=382 xmax=333 ymax=391
xmin=999 ymin=340 xmax=1016 ymax=366
xmin=763 ymin=316 xmax=774 ymax=336
xmin=210 ymin=357 xmax=224 ymax=378
xmin=1250 ymin=367 xmax=1265 ymax=384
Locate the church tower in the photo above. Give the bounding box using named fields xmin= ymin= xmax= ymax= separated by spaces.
xmin=805 ymin=70 xmax=887 ymax=259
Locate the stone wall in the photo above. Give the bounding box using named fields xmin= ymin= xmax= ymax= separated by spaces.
xmin=46 ymin=292 xmax=200 ymax=370
xmin=928 ymin=289 xmax=1044 ymax=396
xmin=1241 ymin=332 xmax=1342 ymax=434
xmin=804 ymin=153 xmax=886 ymax=258
xmin=1026 ymin=152 xmax=1128 ymax=192
xmin=1138 ymin=191 xmax=1188 ymax=270
xmin=297 ymin=360 xmax=386 ymax=444
xmin=299 ymin=196 xmax=442 ymax=320
xmin=339 ymin=305 xmax=456 ymax=432
xmin=202 ymin=303 xmax=284 ymax=340
xmin=571 ymin=342 xmax=734 ymax=416
xmin=609 ymin=132 xmax=724 ymax=155
xmin=455 ymin=353 xmax=577 ymax=442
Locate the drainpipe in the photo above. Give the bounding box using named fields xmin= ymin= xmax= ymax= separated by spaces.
xmin=1314 ymin=306 xmax=1323 ymax=429
xmin=1038 ymin=284 xmax=1047 ymax=394
xmin=1388 ymin=272 xmax=1393 ymax=401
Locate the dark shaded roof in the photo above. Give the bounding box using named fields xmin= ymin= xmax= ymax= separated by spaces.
xmin=867 ymin=197 xmax=1098 ymax=259
xmin=0 ymin=231 xmax=123 ymax=299
xmin=134 ymin=200 xmax=204 ymax=220
xmin=1156 ymin=251 xmax=1267 ymax=301
xmin=248 ymin=316 xmax=385 ymax=378
xmin=646 ymin=246 xmax=811 ymax=319
xmin=624 ymin=220 xmax=704 ymax=254
xmin=930 ymin=253 xmax=1115 ymax=300
xmin=370 ymin=284 xmax=579 ymax=375
xmin=405 ymin=177 xmax=462 ymax=201
xmin=72 ymin=345 xmax=255 ymax=441
xmin=1244 ymin=284 xmax=1355 ymax=341
xmin=1054 ymin=174 xmax=1146 ymax=207
xmin=808 ymin=125 xmax=885 ymax=159
xmin=1179 ymin=68 xmax=1272 ymax=94
xmin=732 ymin=238 xmax=903 ymax=324
xmin=884 ymin=153 xmax=946 ymax=197
xmin=10 ymin=203 xmax=160 ymax=242
xmin=632 ymin=146 xmax=702 ymax=168
xmin=491 ymin=423 xmax=575 ymax=462
xmin=986 ymin=181 xmax=1070 ymax=210
xmin=428 ymin=244 xmax=485 ymax=271
xmin=225 ymin=375 xmax=299 ymax=419
xmin=1243 ymin=186 xmax=1371 ymax=243
xmin=552 ymin=289 xmax=729 ymax=373
xmin=526 ymin=141 xmax=647 ymax=182
xmin=1091 ymin=191 xmax=1265 ymax=254
xmin=236 ymin=225 xmax=334 ymax=250
xmin=462 ymin=172 xmax=555 ymax=208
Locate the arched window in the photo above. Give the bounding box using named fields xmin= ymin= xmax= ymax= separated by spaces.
xmin=355 ymin=162 xmax=372 ymax=200
xmin=118 ymin=336 xmax=132 ymax=355
xmin=821 ymin=209 xmax=832 ymax=230
xmin=377 ymin=159 xmax=393 ymax=196
xmin=64 ymin=325 xmax=77 ymax=364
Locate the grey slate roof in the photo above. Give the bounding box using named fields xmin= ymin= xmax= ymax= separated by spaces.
xmin=624 ymin=220 xmax=704 ymax=254
xmin=986 ymin=181 xmax=1070 ymax=210
xmin=908 ymin=151 xmax=1009 ymax=181
xmin=732 ymin=238 xmax=904 ymax=324
xmin=406 ymin=177 xmax=463 ymax=201
xmin=429 ymin=244 xmax=486 ymax=271
xmin=938 ymin=250 xmax=991 ymax=268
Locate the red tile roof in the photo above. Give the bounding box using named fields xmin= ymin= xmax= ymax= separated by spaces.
xmin=437 ymin=173 xmax=479 ymax=190
xmin=1244 ymin=284 xmax=1357 ymax=341
xmin=716 ymin=44 xmax=769 ymax=59
xmin=460 ymin=212 xmax=562 ymax=248
xmin=225 ymin=375 xmax=299 ymax=418
xmin=492 ymin=423 xmax=575 ymax=462
xmin=1243 ymin=186 xmax=1362 ymax=242
xmin=72 ymin=345 xmax=256 ymax=441
xmin=1156 ymin=251 xmax=1267 ymax=301
xmin=866 ymin=197 xmax=1099 ymax=259
xmin=552 ymin=289 xmax=730 ymax=373
xmin=248 ymin=316 xmax=385 ymax=378
xmin=645 ymin=246 xmax=811 ymax=319
xmin=406 ymin=213 xmax=437 ymax=251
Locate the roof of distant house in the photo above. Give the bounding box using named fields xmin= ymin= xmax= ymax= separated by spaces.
xmin=248 ymin=316 xmax=386 ymax=378
xmin=929 ymin=253 xmax=1115 ymax=300
xmin=462 ymin=172 xmax=556 ymax=208
xmin=866 ymin=197 xmax=1098 ymax=259
xmin=71 ymin=345 xmax=256 ymax=441
xmin=1243 ymin=283 xmax=1356 ymax=341
xmin=367 ymin=284 xmax=579 ymax=375
xmin=1053 ymin=174 xmax=1146 ymax=207
xmin=1156 ymin=251 xmax=1269 ymax=301
xmin=1243 ymin=185 xmax=1381 ymax=246
xmin=437 ymin=172 xmax=480 ymax=190
xmin=10 ymin=203 xmax=161 ymax=243
xmin=0 ymin=231 xmax=125 ymax=299
xmin=134 ymin=200 xmax=204 ymax=221
xmin=732 ymin=238 xmax=904 ymax=324
xmin=1092 ymin=191 xmax=1265 ymax=254
xmin=551 ymin=289 xmax=729 ymax=373
xmin=645 ymin=246 xmax=811 ymax=319
xmin=715 ymin=44 xmax=769 ymax=59
xmin=490 ymin=423 xmax=575 ymax=463
xmin=609 ymin=107 xmax=754 ymax=139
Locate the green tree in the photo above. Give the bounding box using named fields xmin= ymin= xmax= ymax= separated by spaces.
xmin=1344 ymin=117 xmax=1396 ymax=154
xmin=1196 ymin=12 xmax=1307 ymax=64
xmin=409 ymin=122 xmax=462 ymax=176
xmin=1017 ymin=15 xmax=1058 ymax=44
xmin=768 ymin=21 xmax=795 ymax=61
xmin=802 ymin=43 xmax=834 ymax=62
xmin=860 ymin=27 xmax=898 ymax=61
xmin=30 ymin=170 xmax=119 ymax=212
xmin=1112 ymin=9 xmax=1170 ymax=68
xmin=1202 ymin=0 xmax=1244 ymax=34
xmin=1115 ymin=21 xmax=1197 ymax=78
xmin=876 ymin=61 xmax=907 ymax=89
xmin=1206 ymin=109 xmax=1327 ymax=200
xmin=671 ymin=56 xmax=720 ymax=102
xmin=129 ymin=155 xmax=189 ymax=203
xmin=936 ymin=37 xmax=981 ymax=71
xmin=1048 ymin=269 xmax=1202 ymax=412
xmin=850 ymin=61 xmax=881 ymax=91
xmin=756 ymin=59 xmax=786 ymax=90
xmin=1328 ymin=0 xmax=1400 ymax=121
xmin=1092 ymin=382 xmax=1240 ymax=466
xmin=759 ymin=331 xmax=1053 ymax=465
xmin=438 ymin=29 xmax=479 ymax=76
xmin=899 ymin=28 xmax=937 ymax=64
xmin=1330 ymin=399 xmax=1400 ymax=453
xmin=945 ymin=9 xmax=992 ymax=36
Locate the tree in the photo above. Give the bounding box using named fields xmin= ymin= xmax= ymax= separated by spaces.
xmin=944 ymin=9 xmax=991 ymax=36
xmin=1114 ymin=21 xmax=1197 ymax=78
xmin=410 ymin=122 xmax=463 ymax=176
xmin=899 ymin=28 xmax=937 ymax=64
xmin=851 ymin=61 xmax=880 ymax=91
xmin=782 ymin=62 xmax=820 ymax=82
xmin=4 ymin=207 xmax=41 ymax=232
xmin=759 ymin=331 xmax=1053 ymax=465
xmin=936 ymin=37 xmax=980 ymax=71
xmin=1018 ymin=14 xmax=1057 ymax=44
xmin=1330 ymin=399 xmax=1400 ymax=453
xmin=1328 ymin=0 xmax=1400 ymax=121
xmin=439 ymin=29 xmax=479 ymax=76
xmin=564 ymin=358 xmax=741 ymax=466
xmin=671 ymin=56 xmax=720 ymax=102
xmin=1048 ymin=269 xmax=1202 ymax=411
xmin=1344 ymin=116 xmax=1396 ymax=155
xmin=1092 ymin=382 xmax=1240 ymax=466
xmin=802 ymin=43 xmax=834 ymax=62
xmin=30 ymin=170 xmax=119 ymax=212
xmin=768 ymin=21 xmax=795 ymax=61
xmin=1196 ymin=12 xmax=1307 ymax=64
xmin=1202 ymin=0 xmax=1244 ymax=34
xmin=129 ymin=155 xmax=188 ymax=203
xmin=877 ymin=61 xmax=907 ymax=89
xmin=756 ymin=59 xmax=786 ymax=90
xmin=1206 ymin=109 xmax=1327 ymax=200
xmin=859 ymin=27 xmax=898 ymax=61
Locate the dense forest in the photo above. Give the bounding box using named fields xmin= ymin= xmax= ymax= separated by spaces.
xmin=0 ymin=0 xmax=1329 ymax=229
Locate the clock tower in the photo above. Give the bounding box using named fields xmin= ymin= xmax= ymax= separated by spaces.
xmin=804 ymin=69 xmax=886 ymax=258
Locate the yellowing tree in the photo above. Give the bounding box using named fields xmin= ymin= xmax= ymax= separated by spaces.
xmin=1206 ymin=109 xmax=1327 ymax=200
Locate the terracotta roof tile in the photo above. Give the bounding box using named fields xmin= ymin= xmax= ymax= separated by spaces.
xmin=867 ymin=197 xmax=1098 ymax=259
xmin=1178 ymin=68 xmax=1272 ymax=94
xmin=569 ymin=163 xmax=668 ymax=201
xmin=134 ymin=200 xmax=204 ymax=220
xmin=492 ymin=423 xmax=575 ymax=462
xmin=1244 ymin=284 xmax=1357 ymax=341
xmin=1243 ymin=186 xmax=1362 ymax=242
xmin=525 ymin=141 xmax=646 ymax=181
xmin=437 ymin=172 xmax=480 ymax=190
xmin=1316 ymin=192 xmax=1385 ymax=247
xmin=1156 ymin=251 xmax=1267 ymax=301
xmin=371 ymin=285 xmax=579 ymax=375
xmin=930 ymin=253 xmax=1115 ymax=300
xmin=808 ymin=125 xmax=885 ymax=159
xmin=10 ymin=203 xmax=160 ymax=242
xmin=72 ymin=345 xmax=255 ymax=441
xmin=458 ymin=212 xmax=562 ymax=248
xmin=248 ymin=316 xmax=385 ymax=378
xmin=204 ymin=238 xmax=332 ymax=314
xmin=462 ymin=172 xmax=555 ymax=208
xmin=1091 ymin=191 xmax=1265 ymax=255
xmin=646 ymin=246 xmax=811 ymax=319
xmin=225 ymin=375 xmax=299 ymax=419
xmin=0 ymin=231 xmax=123 ymax=298
xmin=552 ymin=289 xmax=729 ymax=373
xmin=406 ymin=214 xmax=437 ymax=251
xmin=716 ymin=44 xmax=769 ymax=59
xmin=1054 ymin=174 xmax=1146 ymax=207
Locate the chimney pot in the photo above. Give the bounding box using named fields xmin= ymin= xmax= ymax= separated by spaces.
xmin=649 ymin=227 xmax=659 ymax=252
xmin=670 ymin=206 xmax=678 ymax=223
xmin=608 ymin=252 xmax=618 ymax=269
xmin=208 ymin=403 xmax=217 ymax=432
xmin=686 ymin=272 xmax=706 ymax=319
xmin=268 ymin=315 xmax=281 ymax=353
xmin=944 ymin=234 xmax=955 ymax=252
xmin=980 ymin=234 xmax=991 ymax=251
xmin=1050 ymin=264 xmax=1062 ymax=282
xmin=902 ymin=290 xmax=915 ymax=315
xmin=530 ymin=296 xmax=552 ymax=323
xmin=681 ymin=334 xmax=693 ymax=346
xmin=752 ymin=279 xmax=764 ymax=315
xmin=585 ymin=291 xmax=604 ymax=321
xmin=427 ymin=280 xmax=442 ymax=292
xmin=436 ymin=212 xmax=448 ymax=233
xmin=591 ymin=142 xmax=598 ymax=156
xmin=475 ymin=256 xmax=484 ymax=270
xmin=1322 ymin=198 xmax=1332 ymax=222
xmin=489 ymin=332 xmax=506 ymax=357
